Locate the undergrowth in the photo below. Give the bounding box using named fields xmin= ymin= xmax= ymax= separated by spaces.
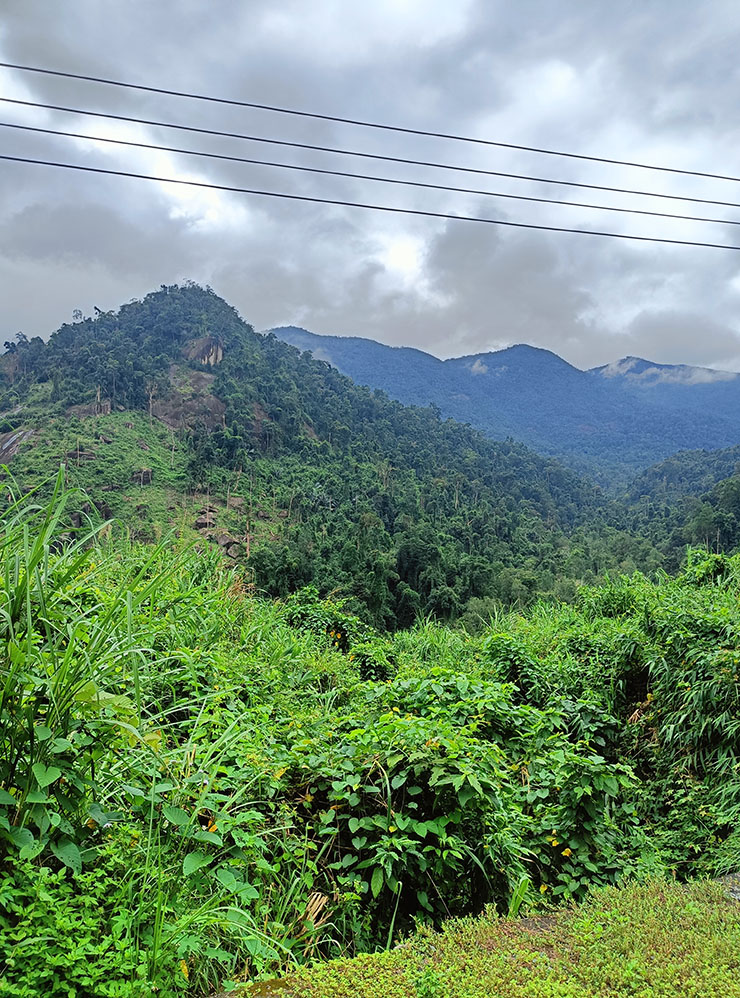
xmin=0 ymin=475 xmax=738 ymax=995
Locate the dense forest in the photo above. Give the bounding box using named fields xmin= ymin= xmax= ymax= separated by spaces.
xmin=1 ymin=283 xmax=671 ymax=629
xmin=0 ymin=479 xmax=738 ymax=995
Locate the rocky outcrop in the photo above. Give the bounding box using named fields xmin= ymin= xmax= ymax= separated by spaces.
xmin=67 ymin=398 xmax=112 ymax=418
xmin=65 ymin=449 xmax=96 ymax=462
xmin=0 ymin=427 xmax=35 ymax=462
xmin=185 ymin=335 xmax=224 ymax=367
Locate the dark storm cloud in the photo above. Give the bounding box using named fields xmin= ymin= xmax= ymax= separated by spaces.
xmin=1 ymin=0 xmax=739 ymax=369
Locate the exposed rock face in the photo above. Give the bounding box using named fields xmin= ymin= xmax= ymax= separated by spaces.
xmin=132 ymin=468 xmax=153 ymax=485
xmin=0 ymin=427 xmax=35 ymax=461
xmin=190 ymin=496 xmax=246 ymax=561
xmin=70 ymin=498 xmax=114 ymax=528
xmin=185 ymin=335 xmax=224 ymax=367
xmin=67 ymin=399 xmax=112 ymax=418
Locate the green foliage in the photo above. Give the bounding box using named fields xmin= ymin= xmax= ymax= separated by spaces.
xmin=1 ymin=482 xmax=739 ymax=994
xmin=0 ymin=857 xmax=150 ymax=997
xmin=2 ymin=282 xmax=671 ymax=629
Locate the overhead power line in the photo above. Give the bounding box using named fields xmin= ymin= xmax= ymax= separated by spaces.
xmin=3 ymin=120 xmax=739 ymax=228
xmin=1 ymin=152 xmax=738 ymax=251
xmin=3 ymin=96 xmax=740 ymax=212
xmin=1 ymin=59 xmax=738 ymax=184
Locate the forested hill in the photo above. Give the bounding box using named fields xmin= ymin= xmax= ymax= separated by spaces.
xmin=273 ymin=325 xmax=740 ymax=485
xmin=628 ymin=443 xmax=740 ymax=504
xmin=618 ymin=443 xmax=740 ymax=569
xmin=1 ymin=283 xmax=660 ymax=627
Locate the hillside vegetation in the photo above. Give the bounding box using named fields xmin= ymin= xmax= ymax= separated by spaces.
xmin=1 ymin=283 xmax=662 ymax=627
xmin=1 ymin=478 xmax=739 ymax=995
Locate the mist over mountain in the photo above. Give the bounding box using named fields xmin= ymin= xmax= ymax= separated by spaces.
xmin=273 ymin=326 xmax=740 ymax=486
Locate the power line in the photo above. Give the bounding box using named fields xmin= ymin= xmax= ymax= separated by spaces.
xmin=3 ymin=96 xmax=739 ymax=212
xmin=2 ymin=59 xmax=738 ymax=185
xmin=1 ymin=152 xmax=738 ymax=251
xmin=4 ymin=120 xmax=739 ymax=228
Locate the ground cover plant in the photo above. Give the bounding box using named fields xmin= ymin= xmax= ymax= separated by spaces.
xmin=258 ymin=879 xmax=740 ymax=997
xmin=1 ymin=476 xmax=739 ymax=995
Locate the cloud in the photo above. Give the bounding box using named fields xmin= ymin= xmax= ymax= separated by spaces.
xmin=597 ymin=356 xmax=739 ymax=384
xmin=1 ymin=0 xmax=740 ymax=373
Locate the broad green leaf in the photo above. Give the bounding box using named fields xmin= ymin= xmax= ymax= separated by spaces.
xmin=34 ymin=726 xmax=52 ymax=742
xmin=20 ymin=837 xmax=46 ymax=861
xmin=194 ymin=829 xmax=223 ymax=846
xmin=215 ymin=867 xmax=237 ymax=891
xmin=51 ymin=837 xmax=82 ymax=873
xmin=8 ymin=827 xmax=34 ymax=850
xmin=0 ymin=789 xmax=16 ymax=806
xmin=370 ymin=866 xmax=383 ymax=898
xmin=26 ymin=790 xmax=51 ymax=804
xmin=163 ymin=806 xmax=190 ymax=827
xmin=183 ymin=851 xmax=211 ymax=876
xmin=32 ymin=763 xmax=61 ymax=789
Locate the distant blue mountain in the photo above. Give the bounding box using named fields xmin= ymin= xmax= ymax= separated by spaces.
xmin=272 ymin=327 xmax=740 ymax=485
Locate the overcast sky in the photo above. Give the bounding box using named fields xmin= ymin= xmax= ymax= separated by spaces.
xmin=2 ymin=0 xmax=740 ymax=369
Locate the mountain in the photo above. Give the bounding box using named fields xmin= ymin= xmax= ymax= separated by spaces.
xmin=1 ymin=283 xmax=666 ymax=629
xmin=272 ymin=326 xmax=740 ymax=485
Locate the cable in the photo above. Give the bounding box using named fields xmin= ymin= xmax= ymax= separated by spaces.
xmin=2 ymin=59 xmax=738 ymax=184
xmin=4 ymin=120 xmax=738 ymax=228
xmin=3 ymin=96 xmax=739 ymax=212
xmin=1 ymin=152 xmax=738 ymax=251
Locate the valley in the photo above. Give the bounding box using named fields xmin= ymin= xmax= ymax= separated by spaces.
xmin=1 ymin=284 xmax=739 ymax=997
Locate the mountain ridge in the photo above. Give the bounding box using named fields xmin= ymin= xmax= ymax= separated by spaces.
xmin=272 ymin=325 xmax=740 ymax=484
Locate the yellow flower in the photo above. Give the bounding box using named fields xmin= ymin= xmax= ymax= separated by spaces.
xmin=561 ymin=848 xmax=572 ymax=857
xmin=179 ymin=959 xmax=189 ymax=980
xmin=551 ymin=840 xmax=560 ymax=848
xmin=540 ymin=884 xmax=548 ymax=894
